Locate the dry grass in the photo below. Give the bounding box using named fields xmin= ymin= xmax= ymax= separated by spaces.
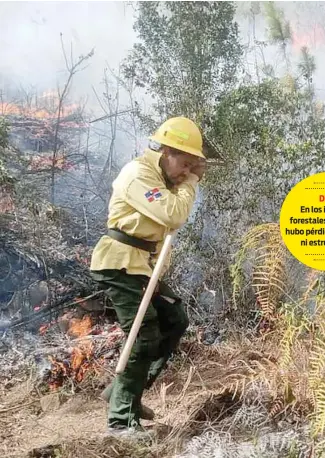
xmin=1 ymin=330 xmax=320 ymax=458
xmin=61 ymin=436 xmax=157 ymax=458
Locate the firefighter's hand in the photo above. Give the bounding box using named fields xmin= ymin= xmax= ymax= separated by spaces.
xmin=191 ymin=158 xmax=206 ymax=181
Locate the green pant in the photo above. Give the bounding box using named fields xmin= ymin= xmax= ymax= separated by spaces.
xmin=91 ymin=269 xmax=189 ymax=428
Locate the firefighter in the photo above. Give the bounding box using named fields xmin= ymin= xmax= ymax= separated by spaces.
xmin=90 ymin=116 xmax=206 ymax=437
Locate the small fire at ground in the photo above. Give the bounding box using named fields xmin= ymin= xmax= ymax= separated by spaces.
xmin=43 ymin=314 xmax=124 ymax=391
xmin=67 ymin=315 xmax=92 ymax=338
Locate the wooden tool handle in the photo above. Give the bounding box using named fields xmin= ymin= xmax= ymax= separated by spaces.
xmin=115 ymin=232 xmax=175 ymax=374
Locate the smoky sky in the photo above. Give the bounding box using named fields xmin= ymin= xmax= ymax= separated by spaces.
xmin=236 ymin=2 xmax=325 ymax=100
xmin=2 ymin=1 xmax=325 ymax=112
xmin=0 ymin=1 xmax=137 ymax=109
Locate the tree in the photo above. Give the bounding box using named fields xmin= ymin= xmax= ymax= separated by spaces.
xmin=298 ymin=46 xmax=316 ymax=98
xmin=205 ymin=77 xmax=325 ymax=223
xmin=120 ymin=2 xmax=242 ymax=317
xmin=165 ymin=71 xmax=325 ymax=319
xmin=50 ymin=35 xmax=94 ymax=204
xmin=123 ymin=1 xmax=242 ymax=127
xmin=263 ymin=2 xmax=292 ymax=69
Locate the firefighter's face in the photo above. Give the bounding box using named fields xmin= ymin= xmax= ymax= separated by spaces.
xmin=161 ymin=147 xmax=199 ymax=185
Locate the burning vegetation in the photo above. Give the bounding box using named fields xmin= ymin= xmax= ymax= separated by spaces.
xmin=44 ymin=314 xmax=124 ymax=391
xmin=3 ymin=3 xmax=325 ymax=457
xmin=6 ymin=97 xmax=88 ymax=159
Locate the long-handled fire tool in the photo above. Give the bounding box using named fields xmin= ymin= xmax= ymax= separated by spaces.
xmin=114 ymin=159 xmax=220 ymax=375
xmin=115 ymin=231 xmax=176 ymax=374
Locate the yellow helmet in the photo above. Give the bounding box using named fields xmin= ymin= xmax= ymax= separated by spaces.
xmin=149 ymin=116 xmax=205 ymax=159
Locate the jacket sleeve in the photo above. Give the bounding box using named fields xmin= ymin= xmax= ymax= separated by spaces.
xmin=124 ymin=171 xmax=199 ymax=230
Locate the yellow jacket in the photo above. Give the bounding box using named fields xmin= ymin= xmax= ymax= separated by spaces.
xmin=90 ymin=148 xmax=199 ymax=277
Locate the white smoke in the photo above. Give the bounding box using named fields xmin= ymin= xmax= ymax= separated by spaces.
xmin=0 ymin=1 xmax=137 ymax=111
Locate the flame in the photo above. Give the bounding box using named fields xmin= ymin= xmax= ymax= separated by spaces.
xmin=71 ymin=343 xmax=94 ymax=382
xmin=48 ymin=356 xmax=70 ymax=390
xmin=47 ymin=317 xmax=95 ymax=388
xmin=68 ymin=315 xmax=92 ymax=338
xmin=28 ymin=154 xmax=74 ymax=171
xmin=3 ymin=103 xmax=79 ymax=119
xmin=45 ymin=316 xmax=124 ymax=389
xmin=1 ymin=90 xmax=80 ymax=119
xmin=67 ymin=316 xmax=94 ymax=382
xmin=291 ymin=22 xmax=325 ymax=52
xmin=39 ymin=319 xmax=56 ymax=335
xmin=39 ymin=324 xmax=50 ymax=335
xmin=34 ymin=300 xmax=47 ymax=312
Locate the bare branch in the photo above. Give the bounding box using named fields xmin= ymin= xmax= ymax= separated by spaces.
xmin=60 ymin=33 xmax=70 ymax=72
xmin=90 ymin=108 xmax=136 ymax=123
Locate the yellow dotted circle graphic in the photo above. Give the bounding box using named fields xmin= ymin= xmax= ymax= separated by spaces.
xmin=280 ymin=172 xmax=325 ymax=271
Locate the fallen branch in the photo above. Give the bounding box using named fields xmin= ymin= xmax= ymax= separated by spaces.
xmin=4 ymin=290 xmax=107 ymax=330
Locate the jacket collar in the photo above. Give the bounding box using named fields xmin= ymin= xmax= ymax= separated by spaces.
xmin=143 ymin=148 xmax=163 ymax=175
xmin=142 ymin=148 xmax=175 ymax=189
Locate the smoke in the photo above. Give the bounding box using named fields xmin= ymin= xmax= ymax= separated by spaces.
xmin=0 ymin=1 xmax=137 ymax=111
xmin=236 ymin=2 xmax=325 ymax=100
xmin=3 ymin=2 xmax=325 ymax=110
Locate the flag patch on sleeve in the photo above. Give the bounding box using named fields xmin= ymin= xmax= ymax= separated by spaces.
xmin=145 ymin=188 xmax=162 ymax=202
